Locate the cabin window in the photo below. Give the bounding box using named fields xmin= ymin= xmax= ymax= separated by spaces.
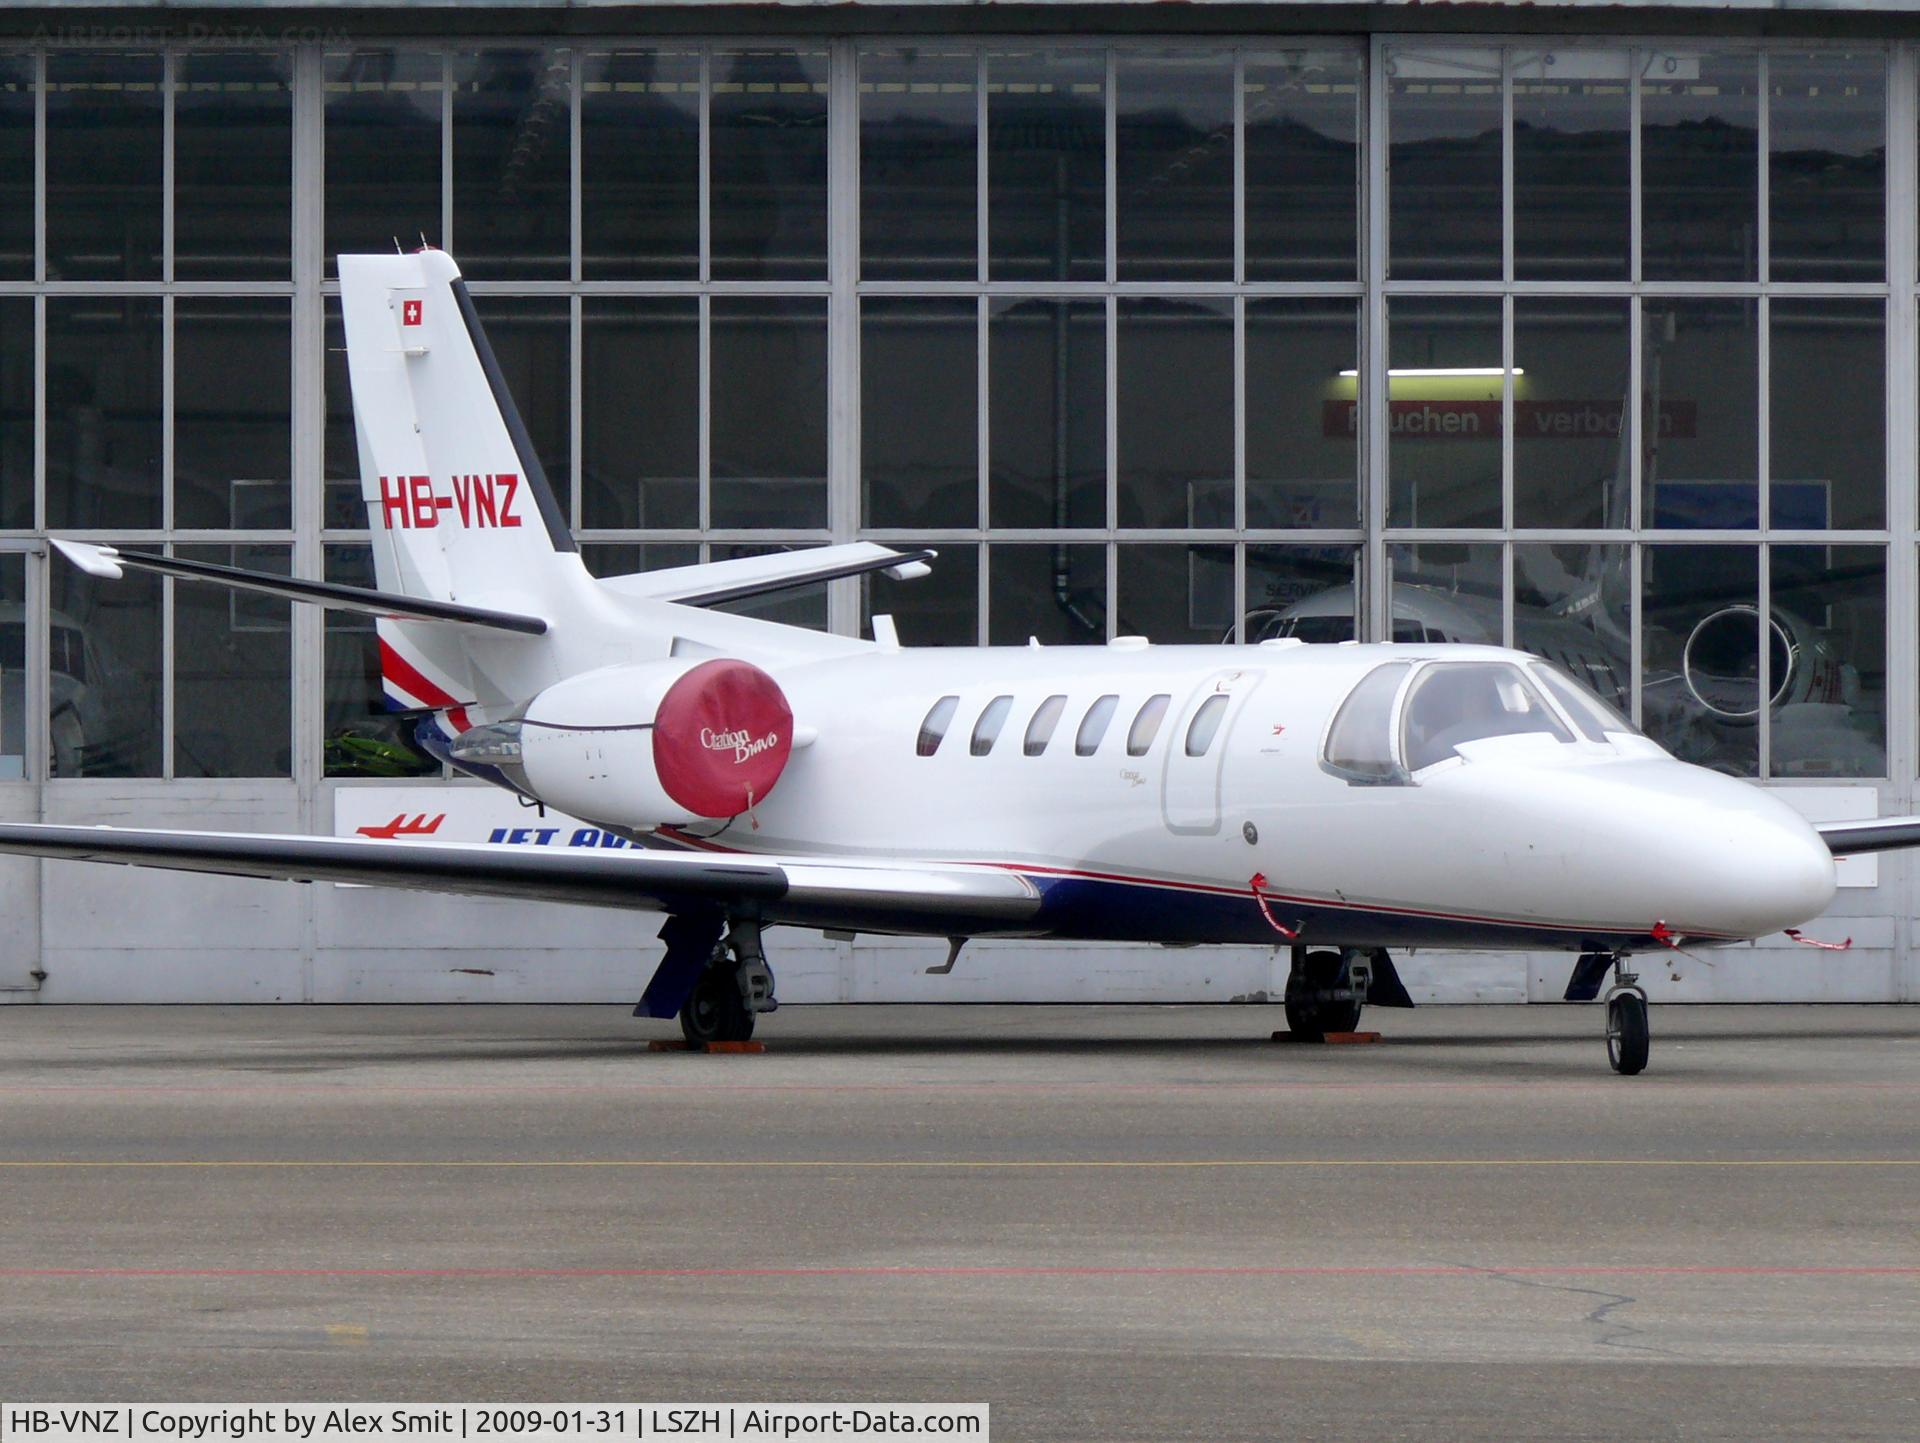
xmin=1185 ymin=694 xmax=1229 ymax=756
xmin=916 ymin=695 xmax=959 ymax=756
xmin=1532 ymin=661 xmax=1640 ymax=743
xmin=1024 ymin=694 xmax=1067 ymax=756
xmin=1392 ymin=620 xmax=1429 ymax=644
xmin=971 ymin=695 xmax=1014 ymax=755
xmin=1401 ymin=662 xmax=1573 ymax=772
xmin=1127 ymin=694 xmax=1172 ymax=756
xmin=1323 ymin=661 xmax=1412 ymax=785
xmin=1076 ymin=694 xmax=1119 ymax=755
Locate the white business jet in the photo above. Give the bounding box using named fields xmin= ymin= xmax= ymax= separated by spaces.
xmin=1 ymin=250 xmax=1910 ymax=1075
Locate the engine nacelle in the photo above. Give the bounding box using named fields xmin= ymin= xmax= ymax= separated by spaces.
xmin=1681 ymin=604 xmax=1843 ymax=723
xmin=517 ymin=657 xmax=793 ymax=827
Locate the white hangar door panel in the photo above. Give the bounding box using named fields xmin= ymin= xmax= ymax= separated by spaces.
xmin=1161 ymin=668 xmax=1262 ymax=835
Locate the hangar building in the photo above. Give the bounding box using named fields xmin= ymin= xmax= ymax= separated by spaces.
xmin=0 ymin=0 xmax=1914 ymax=1005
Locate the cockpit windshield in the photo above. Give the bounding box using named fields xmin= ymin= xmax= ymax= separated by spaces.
xmin=1529 ymin=661 xmax=1642 ymax=742
xmin=1400 ymin=663 xmax=1573 ymax=772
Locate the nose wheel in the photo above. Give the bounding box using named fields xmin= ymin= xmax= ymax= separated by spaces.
xmin=1603 ymin=960 xmax=1650 ymax=1076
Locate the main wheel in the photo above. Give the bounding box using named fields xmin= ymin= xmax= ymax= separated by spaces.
xmin=680 ymin=968 xmax=755 ymax=1046
xmin=1284 ymin=950 xmax=1363 ymax=1040
xmin=1606 ymin=993 xmax=1649 ymax=1075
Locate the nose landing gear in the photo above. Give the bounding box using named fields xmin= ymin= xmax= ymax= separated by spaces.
xmin=1602 ymin=959 xmax=1650 ymax=1076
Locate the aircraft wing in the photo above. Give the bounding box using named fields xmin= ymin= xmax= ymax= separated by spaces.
xmin=1815 ymin=816 xmax=1920 ymax=856
xmin=52 ymin=539 xmax=549 ymax=636
xmin=597 ymin=543 xmax=934 ymax=609
xmin=0 ymin=823 xmax=1042 ymax=933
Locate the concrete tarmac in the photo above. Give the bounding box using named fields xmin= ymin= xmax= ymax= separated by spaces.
xmin=1 ymin=1002 xmax=1918 ymax=1441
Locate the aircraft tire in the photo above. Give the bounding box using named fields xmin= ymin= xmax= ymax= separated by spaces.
xmin=680 ymin=968 xmax=755 ymax=1046
xmin=1606 ymin=993 xmax=1649 ymax=1075
xmin=1285 ymin=950 xmax=1362 ymax=1039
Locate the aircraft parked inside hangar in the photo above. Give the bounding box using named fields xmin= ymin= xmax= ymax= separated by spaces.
xmin=0 ymin=247 xmax=1912 ymax=1075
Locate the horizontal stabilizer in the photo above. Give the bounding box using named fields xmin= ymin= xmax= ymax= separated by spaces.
xmin=600 ymin=543 xmax=936 ymax=609
xmin=0 ymin=823 xmax=1044 ymax=934
xmin=1816 ymin=816 xmax=1920 ymax=856
xmin=52 ymin=540 xmax=548 ymax=636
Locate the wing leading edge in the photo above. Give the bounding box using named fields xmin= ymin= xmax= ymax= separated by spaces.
xmin=0 ymin=824 xmax=1043 ymax=934
xmin=1816 ymin=816 xmax=1920 ymax=857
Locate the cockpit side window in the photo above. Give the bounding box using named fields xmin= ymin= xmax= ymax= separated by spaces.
xmin=1532 ymin=662 xmax=1641 ymax=742
xmin=1401 ymin=663 xmax=1573 ymax=772
xmin=1322 ymin=661 xmax=1412 ymax=785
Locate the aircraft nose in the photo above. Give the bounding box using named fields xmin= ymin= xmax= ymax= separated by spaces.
xmin=1665 ymin=783 xmax=1837 ymax=940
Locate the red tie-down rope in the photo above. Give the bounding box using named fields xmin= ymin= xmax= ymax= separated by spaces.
xmin=1654 ymin=920 xmax=1850 ymax=953
xmin=1248 ymin=874 xmax=1303 ymax=941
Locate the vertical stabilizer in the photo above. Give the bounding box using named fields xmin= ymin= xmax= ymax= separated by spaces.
xmin=339 ymin=249 xmax=595 ymax=717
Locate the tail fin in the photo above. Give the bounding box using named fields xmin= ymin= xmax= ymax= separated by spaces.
xmin=341 ymin=250 xmax=595 ymax=719
xmin=339 ymin=249 xmax=576 ymax=605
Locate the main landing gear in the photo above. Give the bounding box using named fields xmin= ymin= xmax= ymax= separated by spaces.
xmin=680 ymin=916 xmax=777 ymax=1046
xmin=1566 ymin=951 xmax=1650 ymax=1075
xmin=1282 ymin=946 xmax=1415 ymax=1040
xmin=636 ymin=912 xmax=778 ymax=1046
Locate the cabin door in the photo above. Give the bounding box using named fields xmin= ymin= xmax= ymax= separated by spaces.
xmin=1161 ymin=667 xmax=1262 ymax=836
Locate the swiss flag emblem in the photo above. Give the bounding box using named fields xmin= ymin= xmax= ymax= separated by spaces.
xmin=402 ymin=299 xmax=423 ymax=327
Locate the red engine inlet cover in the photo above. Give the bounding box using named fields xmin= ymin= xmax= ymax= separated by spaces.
xmin=652 ymin=659 xmax=794 ymax=818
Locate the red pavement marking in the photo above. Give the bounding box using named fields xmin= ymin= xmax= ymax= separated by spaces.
xmin=1 ymin=1265 xmax=1916 ymax=1280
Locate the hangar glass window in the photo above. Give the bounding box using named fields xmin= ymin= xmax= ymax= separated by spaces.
xmin=0 ymin=55 xmax=31 ymax=280
xmin=582 ymin=297 xmax=698 ymax=530
xmin=174 ymin=298 xmax=292 ymax=530
xmin=971 ymin=695 xmax=1014 ymax=755
xmin=863 ymin=298 xmax=978 ymax=529
xmin=1769 ymin=51 xmax=1884 ymax=283
xmin=711 ymin=48 xmax=829 ymax=280
xmin=176 ymin=51 xmax=293 ymax=280
xmin=1025 ymin=695 xmax=1067 ymax=756
xmin=1117 ymin=299 xmax=1232 ymax=529
xmin=1770 ymin=544 xmax=1885 ymax=779
xmin=1185 ymin=694 xmax=1229 ymax=756
xmin=1514 ymin=297 xmax=1630 ymax=530
xmin=0 ymin=553 xmax=24 ymax=779
xmin=452 ymin=48 xmax=572 ymax=281
xmin=324 ymin=50 xmax=445 ymax=268
xmin=710 ymin=297 xmax=828 ymax=529
xmin=1643 ymin=299 xmax=1758 ymax=529
xmin=51 ymin=543 xmax=162 ymax=778
xmin=1115 ymin=51 xmax=1234 ymax=281
xmin=1324 ymin=662 xmax=1411 ymax=785
xmin=987 ymin=49 xmax=1105 ymax=282
xmin=1403 ymin=663 xmax=1573 ymax=773
xmin=174 ymin=546 xmax=292 ymax=778
xmin=323 ymin=545 xmax=441 ymax=780
xmin=1126 ymin=694 xmax=1172 ymax=755
xmin=1386 ymin=47 xmax=1501 ymax=280
xmin=47 ymin=52 xmax=163 ymax=282
xmin=47 ymin=297 xmax=163 ymax=531
xmin=916 ymin=695 xmax=960 ymax=756
xmin=988 ymin=299 xmax=1105 ymax=530
xmin=861 ymin=48 xmax=977 ymax=281
xmin=1076 ymin=694 xmax=1119 ymax=755
xmin=1247 ymin=299 xmax=1360 ymax=530
xmin=1512 ymin=50 xmax=1630 ymax=281
xmin=1772 ymin=298 xmax=1883 ymax=530
xmin=1641 ymin=50 xmax=1759 ymax=282
xmin=582 ymin=50 xmax=700 ymax=280
xmin=0 ymin=298 xmax=31 ymax=529
xmin=1243 ymin=49 xmax=1361 ymax=282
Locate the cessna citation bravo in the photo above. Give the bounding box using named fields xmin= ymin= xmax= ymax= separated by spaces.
xmin=1 ymin=249 xmax=1912 ymax=1076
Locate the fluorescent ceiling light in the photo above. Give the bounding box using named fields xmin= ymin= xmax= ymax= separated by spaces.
xmin=1339 ymin=367 xmax=1523 ymax=378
